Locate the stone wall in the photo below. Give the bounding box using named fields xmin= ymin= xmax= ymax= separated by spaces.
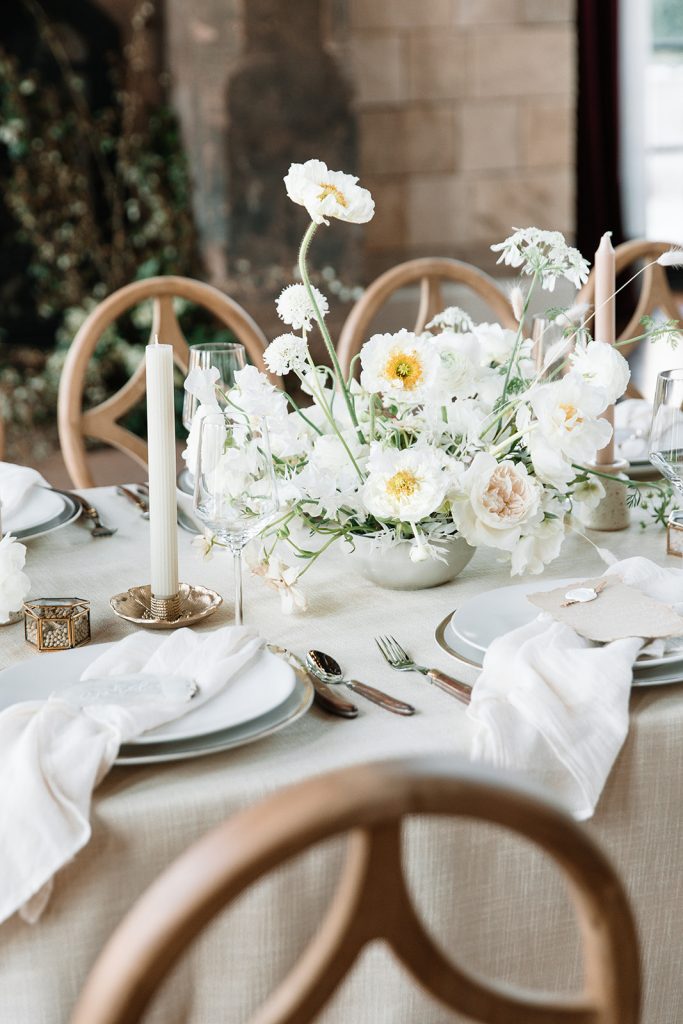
xmin=349 ymin=0 xmax=577 ymax=275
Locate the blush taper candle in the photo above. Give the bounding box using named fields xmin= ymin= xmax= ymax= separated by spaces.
xmin=146 ymin=338 xmax=179 ymax=599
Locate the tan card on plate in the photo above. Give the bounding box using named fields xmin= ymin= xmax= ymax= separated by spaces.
xmin=527 ymin=576 xmax=683 ymax=643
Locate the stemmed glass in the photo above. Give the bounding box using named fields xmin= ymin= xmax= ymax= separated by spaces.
xmin=193 ymin=412 xmax=278 ymax=625
xmin=182 ymin=342 xmax=247 ymax=432
xmin=649 ymin=368 xmax=683 ymax=527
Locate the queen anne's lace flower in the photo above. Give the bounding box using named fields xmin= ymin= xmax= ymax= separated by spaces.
xmin=426 ymin=306 xmax=474 ymax=333
xmin=491 ymin=227 xmax=590 ymax=292
xmin=264 ymin=334 xmax=310 ymax=377
xmin=276 ymin=283 xmax=329 ymax=332
xmin=284 ymin=160 xmax=374 ymax=225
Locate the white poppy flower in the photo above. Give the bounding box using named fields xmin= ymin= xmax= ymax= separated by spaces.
xmin=183 ymin=366 xmax=220 ymax=410
xmin=360 ymin=330 xmax=438 ymax=403
xmin=569 ymin=339 xmax=631 ymax=404
xmin=529 ymin=376 xmax=612 ymax=464
xmin=264 ymin=334 xmax=310 ymax=377
xmin=0 ymin=534 xmax=30 ymax=622
xmin=363 ymin=446 xmax=451 ymax=523
xmin=450 ymin=452 xmax=542 ymax=551
xmin=284 ymin=160 xmax=375 ymax=225
xmin=276 ymin=283 xmax=329 ymax=332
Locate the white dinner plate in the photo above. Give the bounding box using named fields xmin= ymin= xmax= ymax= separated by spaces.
xmin=445 ymin=577 xmax=683 ymax=672
xmin=0 ymin=642 xmax=298 ymax=746
xmin=7 ymin=487 xmax=81 ymax=541
xmin=435 ymin=613 xmax=683 ymax=689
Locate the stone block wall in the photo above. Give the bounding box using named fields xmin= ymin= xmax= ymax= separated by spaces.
xmin=347 ymin=0 xmax=577 ymax=274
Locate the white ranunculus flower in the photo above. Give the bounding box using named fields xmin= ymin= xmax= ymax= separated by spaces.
xmin=432 ymin=332 xmax=480 ymax=400
xmin=0 ymin=533 xmax=30 ymax=622
xmin=569 ymin=339 xmax=631 ymax=404
xmin=264 ymin=333 xmax=310 ymax=377
xmin=363 ymin=446 xmax=451 ymax=523
xmin=510 ymin=515 xmax=566 ymax=575
xmin=451 ymin=452 xmax=542 ymax=551
xmin=360 ymin=330 xmax=438 ymax=403
xmin=183 ymin=366 xmax=220 ymax=410
xmin=276 ymin=283 xmax=329 ymax=332
xmin=529 ymin=375 xmax=612 ymax=464
xmin=284 ymin=160 xmax=374 ymax=225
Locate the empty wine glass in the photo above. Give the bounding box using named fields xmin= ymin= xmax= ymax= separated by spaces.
xmin=193 ymin=412 xmax=278 ymax=625
xmin=649 ymin=368 xmax=683 ymax=527
xmin=182 ymin=342 xmax=247 ymax=433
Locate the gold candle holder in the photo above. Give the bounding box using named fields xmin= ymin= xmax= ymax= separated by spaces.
xmin=24 ymin=598 xmax=91 ymax=652
xmin=110 ymin=582 xmax=222 ymax=630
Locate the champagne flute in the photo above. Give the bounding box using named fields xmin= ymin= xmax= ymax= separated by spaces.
xmin=649 ymin=368 xmax=683 ymax=527
xmin=182 ymin=342 xmax=247 ymax=433
xmin=193 ymin=412 xmax=278 ymax=625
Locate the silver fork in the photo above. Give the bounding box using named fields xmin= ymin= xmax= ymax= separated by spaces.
xmin=375 ymin=635 xmax=472 ymax=706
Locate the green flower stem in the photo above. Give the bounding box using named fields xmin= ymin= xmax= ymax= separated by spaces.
xmin=489 ymin=424 xmax=535 ymax=458
xmin=283 ymin=388 xmax=323 ymax=436
xmin=293 ymin=530 xmax=344 ymax=578
xmin=571 ymin=462 xmax=669 ymax=496
xmin=302 ymin=353 xmax=365 ymax=482
xmin=298 ymin=220 xmax=364 ymax=442
xmin=500 ymin=269 xmax=539 ymax=403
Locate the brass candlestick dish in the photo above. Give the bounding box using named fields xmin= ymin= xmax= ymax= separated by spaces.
xmin=110 ymin=583 xmax=222 ymax=630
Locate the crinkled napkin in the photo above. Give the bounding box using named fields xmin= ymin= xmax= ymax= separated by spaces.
xmin=527 ymin=575 xmax=683 ymax=644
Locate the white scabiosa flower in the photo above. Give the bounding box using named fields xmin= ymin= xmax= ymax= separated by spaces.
xmin=275 ymin=283 xmax=329 ymax=332
xmin=569 ymin=338 xmax=631 ymax=404
xmin=363 ymin=446 xmax=450 ymax=523
xmin=263 ymin=334 xmax=310 ymax=377
xmin=491 ymin=227 xmax=590 ymax=291
xmin=360 ymin=330 xmax=438 ymax=403
xmin=450 ymin=452 xmax=543 ymax=552
xmin=425 ymin=306 xmax=474 ymax=333
xmin=284 ymin=159 xmax=375 ymax=225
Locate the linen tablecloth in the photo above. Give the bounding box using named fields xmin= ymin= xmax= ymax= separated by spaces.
xmin=0 ymin=488 xmax=681 ymax=1023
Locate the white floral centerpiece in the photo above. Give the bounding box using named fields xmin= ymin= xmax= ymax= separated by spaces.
xmin=185 ymin=160 xmax=678 ymax=607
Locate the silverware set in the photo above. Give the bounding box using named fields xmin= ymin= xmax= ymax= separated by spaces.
xmin=116 ymin=483 xmax=200 ymax=535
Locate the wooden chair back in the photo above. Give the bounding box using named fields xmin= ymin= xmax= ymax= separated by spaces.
xmin=337 ymin=258 xmax=517 ymax=377
xmin=70 ymin=756 xmax=640 ymax=1024
xmin=578 ymin=240 xmax=683 ymax=397
xmin=57 ymin=276 xmax=272 ymax=488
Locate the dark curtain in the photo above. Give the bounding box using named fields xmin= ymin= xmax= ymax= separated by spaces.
xmin=576 ymin=0 xmax=624 ymax=260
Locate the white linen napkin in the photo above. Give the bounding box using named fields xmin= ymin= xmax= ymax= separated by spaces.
xmin=467 ymin=556 xmax=683 ymax=820
xmin=0 ymin=625 xmax=261 ymax=925
xmin=0 ymin=461 xmax=47 ymax=526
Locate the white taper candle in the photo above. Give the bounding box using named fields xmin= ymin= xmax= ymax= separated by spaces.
xmin=146 ymin=339 xmax=179 ymax=598
xmin=594 ymin=232 xmax=616 ymax=465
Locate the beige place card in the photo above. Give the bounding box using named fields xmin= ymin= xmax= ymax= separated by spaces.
xmin=527 ymin=576 xmax=683 ymax=643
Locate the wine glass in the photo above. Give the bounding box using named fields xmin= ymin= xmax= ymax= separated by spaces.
xmin=182 ymin=342 xmax=247 ymax=433
xmin=193 ymin=412 xmax=278 ymax=625
xmin=649 ymin=368 xmax=683 ymax=527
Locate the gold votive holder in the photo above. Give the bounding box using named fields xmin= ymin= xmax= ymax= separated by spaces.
xmin=24 ymin=597 xmax=91 ymax=652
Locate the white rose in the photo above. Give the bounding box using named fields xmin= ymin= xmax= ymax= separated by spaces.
xmin=451 ymin=452 xmax=542 ymax=551
xmin=569 ymin=339 xmax=631 ymax=404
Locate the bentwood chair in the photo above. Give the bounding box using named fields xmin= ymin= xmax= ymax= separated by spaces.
xmin=578 ymin=240 xmax=683 ymax=398
xmin=337 ymin=258 xmax=517 ymax=378
xmin=70 ymin=756 xmax=640 ymax=1024
xmin=57 ymin=276 xmax=273 ymax=488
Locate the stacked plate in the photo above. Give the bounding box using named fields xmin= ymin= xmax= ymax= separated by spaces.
xmin=436 ymin=577 xmax=683 ymax=688
xmin=0 ymin=644 xmax=313 ymax=764
xmin=7 ymin=486 xmax=80 ymax=541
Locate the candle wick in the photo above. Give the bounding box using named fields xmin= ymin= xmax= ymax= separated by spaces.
xmin=153 ymin=333 xmax=160 ymax=346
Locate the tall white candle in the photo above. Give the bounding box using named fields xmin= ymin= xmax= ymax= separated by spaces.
xmin=146 ymin=340 xmax=179 ymax=598
xmin=594 ymin=232 xmax=616 ymax=466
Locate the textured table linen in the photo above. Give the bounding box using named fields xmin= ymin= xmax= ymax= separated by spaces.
xmin=0 ymin=488 xmax=682 ymax=1023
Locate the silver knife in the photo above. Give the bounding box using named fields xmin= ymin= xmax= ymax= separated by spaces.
xmin=267 ymin=644 xmax=358 ymax=718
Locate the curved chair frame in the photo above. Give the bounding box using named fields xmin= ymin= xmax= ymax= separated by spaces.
xmin=337 ymin=258 xmax=518 ymax=377
xmin=578 ymin=239 xmax=682 ymax=359
xmin=58 ymin=276 xmax=273 ymax=488
xmin=71 ymin=756 xmax=640 ymax=1024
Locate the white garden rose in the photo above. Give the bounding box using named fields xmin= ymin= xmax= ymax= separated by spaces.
xmin=451 ymin=452 xmax=542 ymax=551
xmin=360 ymin=330 xmax=439 ymax=403
xmin=284 ymin=160 xmax=374 ymax=225
xmin=0 ymin=533 xmax=30 ymax=623
xmin=363 ymin=446 xmax=452 ymax=523
xmin=529 ymin=375 xmax=612 ymax=464
xmin=569 ymin=339 xmax=631 ymax=404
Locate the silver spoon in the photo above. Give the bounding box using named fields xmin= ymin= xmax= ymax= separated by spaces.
xmin=306 ymin=650 xmax=415 ymax=716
